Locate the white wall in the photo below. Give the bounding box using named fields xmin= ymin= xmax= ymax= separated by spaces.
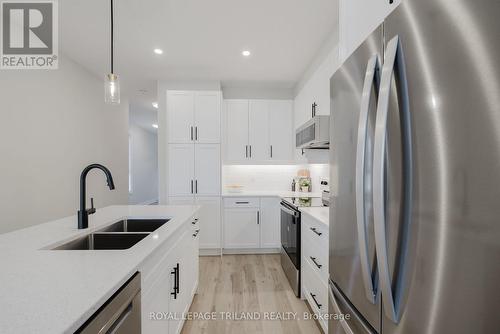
xmin=0 ymin=55 xmax=129 ymax=234
xmin=222 ymin=164 xmax=329 ymax=193
xmin=129 ymin=124 xmax=158 ymax=205
xmin=339 ymin=0 xmax=401 ymax=61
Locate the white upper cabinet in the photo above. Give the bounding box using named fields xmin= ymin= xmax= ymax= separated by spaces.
xmin=167 ymin=91 xmax=195 ymax=143
xmin=167 ymin=90 xmax=221 ymax=144
xmin=194 ymin=144 xmax=220 ymax=196
xmin=268 ymin=100 xmax=293 ymax=162
xmin=249 ymin=100 xmax=270 ymax=161
xmin=194 ymin=92 xmax=221 ymax=143
xmin=225 ymin=100 xmax=249 ymax=161
xmin=224 ymin=99 xmax=293 ymax=164
xmin=168 ymin=144 xmax=195 ymax=197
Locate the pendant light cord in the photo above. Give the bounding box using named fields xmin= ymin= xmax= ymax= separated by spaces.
xmin=110 ymin=0 xmax=114 ymax=74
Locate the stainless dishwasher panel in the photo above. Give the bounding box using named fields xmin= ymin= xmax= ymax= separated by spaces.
xmin=78 ymin=272 xmax=141 ymax=334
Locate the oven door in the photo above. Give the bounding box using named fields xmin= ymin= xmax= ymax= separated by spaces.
xmin=280 ymin=202 xmax=300 ymax=268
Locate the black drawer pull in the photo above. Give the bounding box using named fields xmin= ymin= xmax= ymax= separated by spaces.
xmin=310 ymin=293 xmax=322 ymax=309
xmin=236 ymin=201 xmax=249 ymax=204
xmin=170 ymin=263 xmax=179 ymax=299
xmin=310 ymin=256 xmax=322 ymax=269
xmin=310 ymin=227 xmax=322 ymax=236
xmin=193 ymin=229 xmax=200 ymax=237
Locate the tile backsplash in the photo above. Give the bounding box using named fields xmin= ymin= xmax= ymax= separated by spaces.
xmin=222 ymin=164 xmax=329 ymax=192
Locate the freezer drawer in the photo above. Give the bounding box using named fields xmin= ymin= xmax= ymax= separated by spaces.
xmin=328 ymin=280 xmax=377 ymax=334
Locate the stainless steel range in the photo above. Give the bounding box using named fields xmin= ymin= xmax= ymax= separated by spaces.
xmin=280 ymin=195 xmax=327 ymax=297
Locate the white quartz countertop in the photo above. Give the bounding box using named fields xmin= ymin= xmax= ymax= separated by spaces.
xmin=299 ymin=207 xmax=329 ymax=226
xmin=0 ymin=205 xmax=200 ymax=334
xmin=222 ymin=190 xmax=323 ymax=198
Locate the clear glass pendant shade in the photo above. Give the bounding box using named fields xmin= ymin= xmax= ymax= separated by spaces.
xmin=104 ymin=73 xmax=120 ymax=104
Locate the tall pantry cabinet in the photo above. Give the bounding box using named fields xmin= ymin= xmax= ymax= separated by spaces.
xmin=166 ymin=91 xmax=222 ymax=253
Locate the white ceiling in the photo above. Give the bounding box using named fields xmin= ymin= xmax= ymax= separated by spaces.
xmin=60 ymin=0 xmax=338 ymax=110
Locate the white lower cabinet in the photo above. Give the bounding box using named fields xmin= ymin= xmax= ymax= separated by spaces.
xmin=260 ymin=197 xmax=281 ymax=248
xmin=141 ymin=217 xmax=199 ymax=334
xmin=223 ymin=207 xmax=260 ymax=249
xmin=301 ymin=213 xmax=329 ymax=333
xmin=223 ymin=197 xmax=280 ymax=252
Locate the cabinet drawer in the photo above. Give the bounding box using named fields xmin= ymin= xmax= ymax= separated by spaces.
xmin=223 ymin=197 xmax=260 ymax=208
xmin=302 ymin=215 xmax=328 ymax=248
xmin=302 ymin=233 xmax=329 ymax=282
xmin=302 ymin=258 xmax=328 ymax=332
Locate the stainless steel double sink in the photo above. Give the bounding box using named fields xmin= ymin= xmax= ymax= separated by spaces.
xmin=52 ymin=219 xmax=169 ymax=250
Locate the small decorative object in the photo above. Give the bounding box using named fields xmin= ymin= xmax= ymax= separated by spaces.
xmin=299 ymin=178 xmax=311 ymax=193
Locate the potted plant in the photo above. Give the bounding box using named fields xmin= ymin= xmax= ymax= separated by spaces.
xmin=299 ymin=178 xmax=311 ymax=192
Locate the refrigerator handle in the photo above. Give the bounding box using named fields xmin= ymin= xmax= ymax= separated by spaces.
xmin=373 ymin=35 xmax=413 ymax=324
xmin=355 ymin=54 xmax=380 ymax=305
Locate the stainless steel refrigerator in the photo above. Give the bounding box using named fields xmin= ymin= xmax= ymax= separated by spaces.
xmin=329 ymin=0 xmax=500 ymax=333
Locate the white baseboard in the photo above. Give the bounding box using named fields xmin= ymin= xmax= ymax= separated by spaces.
xmin=222 ymin=248 xmax=280 ymax=255
xmin=199 ymin=248 xmax=222 ymax=256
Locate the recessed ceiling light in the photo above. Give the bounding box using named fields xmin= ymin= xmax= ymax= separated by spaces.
xmin=154 ymin=48 xmax=163 ymax=55
xmin=242 ymin=50 xmax=251 ymax=57
xmin=152 ymin=124 xmax=159 ymax=129
xmin=152 ymin=102 xmax=158 ymax=109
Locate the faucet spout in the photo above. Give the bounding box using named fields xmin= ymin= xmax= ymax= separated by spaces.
xmin=78 ymin=164 xmax=115 ymax=229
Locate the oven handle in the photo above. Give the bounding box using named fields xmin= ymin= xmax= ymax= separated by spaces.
xmin=280 ymin=204 xmax=299 ymax=217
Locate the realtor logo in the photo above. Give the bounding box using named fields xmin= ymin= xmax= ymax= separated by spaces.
xmin=1 ymin=0 xmax=58 ymax=69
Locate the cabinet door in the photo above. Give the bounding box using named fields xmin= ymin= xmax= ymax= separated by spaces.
xmin=194 ymin=144 xmax=220 ymax=196
xmin=248 ymin=100 xmax=270 ymax=161
xmin=142 ymin=266 xmax=171 ymax=334
xmin=223 ymin=208 xmax=260 ymax=248
xmin=268 ymin=100 xmax=293 ymax=162
xmin=260 ymin=197 xmax=281 ymax=248
xmin=195 ymin=91 xmax=221 ymax=143
xmin=167 ymin=91 xmax=195 ymax=143
xmin=168 ymin=144 xmax=195 ymax=196
xmin=196 ymin=197 xmax=221 ymax=249
xmin=225 ymin=100 xmax=249 ymax=161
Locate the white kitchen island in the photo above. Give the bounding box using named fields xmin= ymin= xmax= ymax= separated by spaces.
xmin=0 ymin=205 xmax=200 ymax=334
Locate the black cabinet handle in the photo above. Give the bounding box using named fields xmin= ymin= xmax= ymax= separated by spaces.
xmin=270 ymin=145 xmax=273 ymax=158
xmin=310 ymin=293 xmax=322 ymax=309
xmin=170 ymin=264 xmax=179 ymax=299
xmin=310 ymin=256 xmax=322 ymax=269
xmin=245 ymin=145 xmax=248 ymax=158
xmin=190 ymin=126 xmax=194 ymax=141
xmin=257 ymin=211 xmax=260 ymax=225
xmin=193 ymin=229 xmax=200 ymax=237
xmin=191 ymin=180 xmax=194 ymax=194
xmin=310 ymin=227 xmax=323 ymax=236
xmin=250 ymin=145 xmax=252 ymax=158
xmin=195 ymin=180 xmax=198 ymax=194
xmin=236 ymin=201 xmax=249 ymax=204
xmin=195 ymin=126 xmax=198 ymax=140
xmin=175 ymin=263 xmax=180 ymax=294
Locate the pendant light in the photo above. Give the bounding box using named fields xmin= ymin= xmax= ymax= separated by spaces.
xmin=104 ymin=0 xmax=120 ymax=104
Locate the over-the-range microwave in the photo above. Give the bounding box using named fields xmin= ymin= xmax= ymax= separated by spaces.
xmin=295 ymin=115 xmax=330 ymax=149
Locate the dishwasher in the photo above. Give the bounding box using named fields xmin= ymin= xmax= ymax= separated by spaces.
xmin=78 ymin=272 xmax=141 ymax=334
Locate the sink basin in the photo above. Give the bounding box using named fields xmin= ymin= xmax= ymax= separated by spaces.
xmin=52 ymin=233 xmax=149 ymax=250
xmin=98 ymin=219 xmax=169 ymax=233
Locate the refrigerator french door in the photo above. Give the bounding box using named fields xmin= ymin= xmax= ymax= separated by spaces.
xmin=330 ymin=0 xmax=500 ymax=333
xmin=379 ymin=0 xmax=500 ymax=333
xmin=329 ymin=26 xmax=383 ymax=334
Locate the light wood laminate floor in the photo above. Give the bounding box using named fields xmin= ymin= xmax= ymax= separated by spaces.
xmin=181 ymin=254 xmax=322 ymax=334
